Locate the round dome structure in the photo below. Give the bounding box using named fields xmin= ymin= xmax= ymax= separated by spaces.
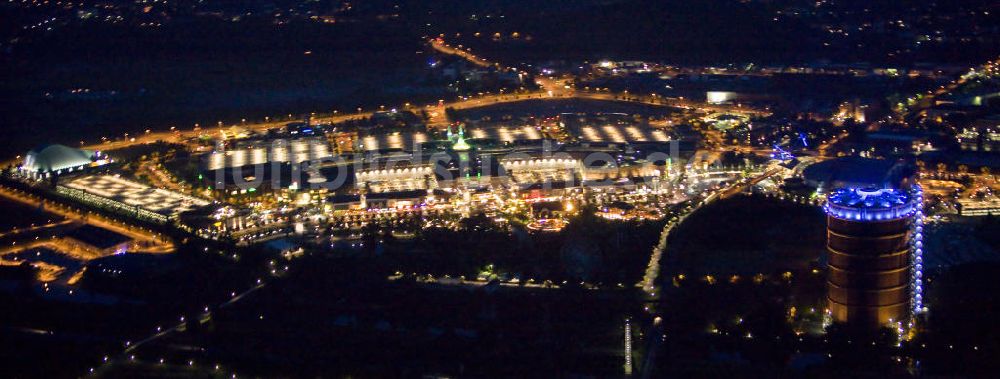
xmin=22 ymin=144 xmax=95 ymax=175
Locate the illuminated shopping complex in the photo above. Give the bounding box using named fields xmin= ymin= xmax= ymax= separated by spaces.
xmin=824 ymin=185 xmax=924 ymax=329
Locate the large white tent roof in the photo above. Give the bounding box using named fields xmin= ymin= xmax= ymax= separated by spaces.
xmin=23 ymin=144 xmax=94 ymax=173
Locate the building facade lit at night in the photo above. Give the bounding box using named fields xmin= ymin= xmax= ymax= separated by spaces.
xmin=824 ymin=186 xmax=924 ymax=329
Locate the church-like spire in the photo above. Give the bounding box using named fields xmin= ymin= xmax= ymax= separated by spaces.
xmin=452 ymin=124 xmax=471 ymax=151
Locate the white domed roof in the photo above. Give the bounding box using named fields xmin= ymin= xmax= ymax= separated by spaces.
xmin=23 ymin=144 xmax=94 ymax=173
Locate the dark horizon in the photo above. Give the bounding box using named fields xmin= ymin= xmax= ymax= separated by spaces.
xmin=1 ymin=1 xmax=999 ymax=378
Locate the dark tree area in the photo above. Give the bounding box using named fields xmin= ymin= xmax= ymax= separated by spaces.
xmin=666 ymin=194 xmax=826 ymax=276
xmin=914 ymin=262 xmax=1000 ymax=376
xmin=124 ymin=252 xmax=638 ymax=378
xmin=381 ymin=209 xmax=664 ymax=286
xmin=974 ymin=214 xmax=1000 ymax=252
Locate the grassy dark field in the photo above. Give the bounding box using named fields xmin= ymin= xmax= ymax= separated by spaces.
xmin=665 ymin=194 xmax=826 ymax=276
xmin=92 ymin=253 xmax=639 ymax=378
xmin=0 ymin=197 xmax=63 ymax=231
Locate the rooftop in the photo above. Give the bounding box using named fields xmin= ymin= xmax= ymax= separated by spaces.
xmin=22 ymin=144 xmax=94 ymax=173
xmin=827 ymin=187 xmax=911 ymax=210
xmin=825 ymin=187 xmax=922 ymax=221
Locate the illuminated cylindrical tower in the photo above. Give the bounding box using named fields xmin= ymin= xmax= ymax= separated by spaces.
xmin=824 ymin=187 xmax=922 ymax=329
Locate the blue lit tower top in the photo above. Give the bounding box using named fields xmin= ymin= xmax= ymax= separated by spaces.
xmin=825 ymin=187 xmax=921 ymax=222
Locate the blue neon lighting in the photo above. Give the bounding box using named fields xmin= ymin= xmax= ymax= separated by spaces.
xmin=824 ymin=187 xmax=921 ymax=221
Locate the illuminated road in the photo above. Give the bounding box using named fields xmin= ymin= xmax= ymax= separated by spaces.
xmin=0 ymin=39 xmax=776 ymax=169
xmin=81 ymin=278 xmax=273 ymax=377
xmin=0 ymin=184 xmax=174 ymax=253
xmin=429 ymin=38 xmax=496 ymax=69
xmin=137 ymin=159 xmax=186 ymax=193
xmin=86 ymin=282 xmax=269 ymax=377
xmin=636 ymin=172 xmax=760 ymax=378
xmin=0 ymin=219 xmax=73 ymax=239
xmin=719 ymin=168 xmax=780 ymax=199
xmin=905 ymin=57 xmax=1000 ymax=118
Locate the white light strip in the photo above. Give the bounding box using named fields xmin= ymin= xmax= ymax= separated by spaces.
xmin=911 ymin=185 xmax=925 ymax=317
